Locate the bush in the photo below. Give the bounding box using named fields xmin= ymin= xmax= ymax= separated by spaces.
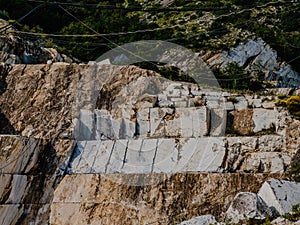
xmin=286 ymin=95 xmax=300 ymax=114
xmin=275 ymin=95 xmax=300 ymax=119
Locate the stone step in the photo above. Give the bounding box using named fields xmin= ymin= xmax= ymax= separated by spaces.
xmin=68 ymin=136 xmax=290 ymax=175
xmin=75 ymin=105 xmax=278 ymax=141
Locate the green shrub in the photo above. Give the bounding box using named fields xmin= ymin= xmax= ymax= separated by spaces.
xmin=283 ymin=204 xmax=300 ymax=221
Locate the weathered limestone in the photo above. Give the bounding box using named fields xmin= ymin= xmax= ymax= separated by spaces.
xmin=0 ymin=136 xmax=40 ymax=174
xmin=258 ymin=179 xmax=300 ymax=215
xmin=49 ymin=173 xmax=280 ymax=225
xmin=226 ymin=192 xmax=273 ymax=223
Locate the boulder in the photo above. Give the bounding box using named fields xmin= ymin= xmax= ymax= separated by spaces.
xmin=226 ymin=192 xmax=273 ymax=223
xmin=178 ymin=215 xmax=217 ymax=225
xmin=258 ymin=179 xmax=300 ymax=215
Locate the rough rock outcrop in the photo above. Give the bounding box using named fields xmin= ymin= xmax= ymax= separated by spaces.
xmin=0 ymin=20 xmax=73 ymax=64
xmin=207 ymin=38 xmax=300 ymax=88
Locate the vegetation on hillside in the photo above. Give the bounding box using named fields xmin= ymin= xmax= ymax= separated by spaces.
xmin=0 ymin=0 xmax=299 ymax=90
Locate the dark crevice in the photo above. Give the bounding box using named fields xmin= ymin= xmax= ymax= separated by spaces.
xmin=0 ymin=110 xmax=17 ymax=135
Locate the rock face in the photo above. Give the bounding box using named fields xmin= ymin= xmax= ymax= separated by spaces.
xmin=207 ymin=38 xmax=300 ymax=88
xmin=226 ymin=192 xmax=273 ymax=223
xmin=0 ymin=135 xmax=72 ymax=225
xmin=258 ymin=179 xmax=300 ymax=215
xmin=0 ymin=134 xmax=280 ymax=225
xmin=0 ymin=61 xmax=299 ymax=224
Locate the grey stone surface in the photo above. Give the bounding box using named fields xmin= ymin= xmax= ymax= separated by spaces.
xmin=241 ymin=152 xmax=290 ymax=173
xmin=122 ymin=139 xmax=157 ymax=173
xmin=105 ymin=139 xmax=128 ymax=174
xmin=179 ymin=214 xmax=217 ymax=225
xmin=258 ymin=179 xmax=300 ymax=215
xmin=70 ymin=137 xmax=227 ymax=174
xmin=136 ymin=108 xmax=150 ymax=137
xmin=226 ymin=192 xmax=273 ymax=223
xmin=119 ymin=118 xmax=135 ymax=139
xmin=208 ymin=38 xmax=300 ymax=88
xmin=262 ymin=101 xmax=275 ymax=109
xmin=253 ymin=109 xmax=276 ymax=133
xmin=234 ymin=97 xmax=248 ymax=110
xmin=76 ymin=109 xmax=94 ymax=141
xmin=248 ymin=99 xmax=262 ymax=108
xmin=210 ymin=108 xmax=227 ymax=136
xmin=95 ymin=109 xmax=119 ymax=140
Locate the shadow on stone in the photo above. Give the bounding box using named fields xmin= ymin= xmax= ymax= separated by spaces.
xmin=0 ymin=110 xmax=16 ymax=135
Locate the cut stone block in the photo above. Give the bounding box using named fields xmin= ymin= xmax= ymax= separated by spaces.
xmin=76 ymin=109 xmax=94 ymax=140
xmin=248 ymin=99 xmax=262 ymax=108
xmin=253 ymin=109 xmax=276 ymax=133
xmin=210 ymin=108 xmax=227 ymax=136
xmin=166 ymin=107 xmax=208 ymax=138
xmin=136 ymin=108 xmax=150 ymax=137
xmin=92 ymin=140 xmax=115 ymax=173
xmin=221 ymin=102 xmax=234 ymax=110
xmin=182 ymin=138 xmax=226 ymax=172
xmin=0 ymin=205 xmax=24 ymax=225
xmin=258 ymin=179 xmax=300 ymax=215
xmin=234 ymin=98 xmax=248 ymax=110
xmin=150 ymin=108 xmax=173 ymax=137
xmin=105 ymin=140 xmax=128 ymax=174
xmin=119 ymin=118 xmax=135 ymax=139
xmin=94 ymin=110 xmax=120 ymax=140
xmin=262 ymin=101 xmax=275 ymax=109
xmin=152 ymin=139 xmax=177 ymax=173
xmin=71 ymin=141 xmax=99 ymax=173
xmin=122 ymin=139 xmax=157 ymax=173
